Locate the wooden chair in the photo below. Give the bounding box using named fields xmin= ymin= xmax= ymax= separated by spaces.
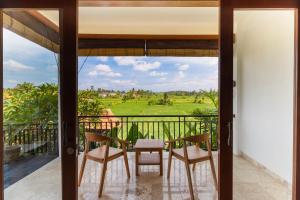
xmin=166 ymin=134 xmax=217 ymax=200
xmin=78 ymin=132 xmax=130 ymax=197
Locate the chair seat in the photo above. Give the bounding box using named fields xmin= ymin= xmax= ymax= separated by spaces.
xmin=87 ymin=145 xmax=123 ymax=162
xmin=172 ymin=145 xmax=210 ymax=161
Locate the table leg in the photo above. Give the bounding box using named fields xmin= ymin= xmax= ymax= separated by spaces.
xmin=160 ymin=150 xmax=163 ymax=176
xmin=136 ymin=150 xmax=139 ymax=176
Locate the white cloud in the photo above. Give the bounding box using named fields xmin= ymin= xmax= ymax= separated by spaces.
xmin=114 ymin=57 xmax=137 ymax=66
xmin=110 ymin=79 xmax=136 ymax=86
xmin=3 ymin=29 xmax=44 ymax=57
xmin=203 ymin=58 xmax=218 ymax=66
xmin=133 ymin=61 xmax=161 ymax=71
xmin=178 ymin=71 xmax=185 ymax=78
xmin=114 ymin=57 xmax=161 ymax=72
xmin=4 ymin=59 xmax=34 ymax=71
xmin=177 ymin=64 xmax=190 ymax=71
xmin=139 ymin=78 xmax=218 ymax=91
xmin=149 ymin=71 xmax=168 ymax=77
xmin=79 ymin=56 xmax=218 ymax=91
xmin=96 ymin=56 xmax=109 ymax=62
xmin=88 ymin=71 xmax=98 ymax=76
xmin=8 ymin=79 xmax=18 ymax=84
xmin=88 ymin=64 xmax=122 ymax=77
xmin=95 ymin=64 xmax=111 ymax=73
xmin=165 ymin=57 xmax=218 ymax=67
xmin=176 ymin=64 xmax=189 ymax=79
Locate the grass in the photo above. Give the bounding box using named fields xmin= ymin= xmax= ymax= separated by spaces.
xmin=100 ymin=95 xmax=213 ymax=116
xmin=79 ymin=95 xmax=219 ymax=149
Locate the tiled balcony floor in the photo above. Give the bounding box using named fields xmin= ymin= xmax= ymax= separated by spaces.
xmin=4 ymin=153 xmax=291 ymax=200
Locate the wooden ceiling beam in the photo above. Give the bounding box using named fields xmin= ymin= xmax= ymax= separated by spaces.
xmin=0 ymin=0 xmax=62 ymax=9
xmin=232 ymin=0 xmax=297 ymax=8
xmin=4 ymin=10 xmax=60 ymax=45
xmin=79 ymin=39 xmax=145 ymax=49
xmin=6 ymin=10 xmax=220 ymax=54
xmin=79 ymin=34 xmax=219 ymax=40
xmin=26 ymin=10 xmax=59 ymax=32
xmin=147 ymin=39 xmax=218 ymax=49
xmin=3 ymin=12 xmax=60 ymax=52
xmin=79 ymin=0 xmax=219 ymax=7
xmin=79 ymin=38 xmax=218 ymax=49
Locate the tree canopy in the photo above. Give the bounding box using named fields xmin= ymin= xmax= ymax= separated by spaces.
xmin=4 ymin=83 xmax=105 ymax=125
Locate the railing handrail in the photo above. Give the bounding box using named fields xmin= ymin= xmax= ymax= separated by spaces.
xmin=3 ymin=123 xmax=58 ymax=126
xmin=3 ymin=115 xmax=219 ymax=126
xmin=78 ymin=114 xmax=218 ymax=118
xmin=2 ymin=114 xmax=219 ymax=152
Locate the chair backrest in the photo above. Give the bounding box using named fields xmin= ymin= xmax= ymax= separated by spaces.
xmin=85 ymin=132 xmax=111 ymax=143
xmin=183 ymin=133 xmax=210 ymax=143
xmin=183 ymin=133 xmax=212 ymax=152
xmin=84 ymin=132 xmax=111 ymax=153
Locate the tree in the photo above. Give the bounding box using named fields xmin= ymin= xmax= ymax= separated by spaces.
xmin=191 ymin=89 xmax=218 ymax=150
xmin=4 ymin=83 xmax=58 ymax=126
xmin=78 ymin=90 xmax=104 ymax=116
xmin=4 ymin=83 xmax=105 ymax=126
xmin=148 ymin=92 xmax=173 ymax=106
xmin=201 ymin=89 xmax=218 ymax=110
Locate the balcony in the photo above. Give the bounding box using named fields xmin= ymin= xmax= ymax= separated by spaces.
xmin=3 ymin=115 xmax=292 ymax=199
xmin=4 ymin=153 xmax=291 ymax=200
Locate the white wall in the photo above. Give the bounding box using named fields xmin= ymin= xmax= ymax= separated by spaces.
xmin=234 ymin=10 xmax=294 ymax=183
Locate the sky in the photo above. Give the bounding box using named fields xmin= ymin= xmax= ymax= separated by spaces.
xmin=3 ymin=29 xmax=218 ymax=92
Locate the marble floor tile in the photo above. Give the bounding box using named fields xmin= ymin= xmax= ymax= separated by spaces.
xmin=3 ymin=153 xmax=291 ymax=200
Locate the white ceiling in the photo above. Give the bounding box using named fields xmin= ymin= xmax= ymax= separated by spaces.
xmin=39 ymin=7 xmax=219 ymax=35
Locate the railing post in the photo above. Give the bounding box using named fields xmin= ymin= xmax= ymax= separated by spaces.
xmin=152 ymin=121 xmax=155 ymax=139
xmin=210 ymin=120 xmax=213 ymax=150
xmin=178 ymin=116 xmax=181 ymax=139
xmin=56 ymin=126 xmax=59 ymax=155
xmin=183 ymin=116 xmax=186 ymax=137
xmin=40 ymin=125 xmax=43 ymax=153
xmin=158 ymin=121 xmax=160 ymax=140
xmin=8 ymin=125 xmax=12 ymax=146
xmin=121 ymin=117 xmax=124 ymax=141
xmin=126 ymin=116 xmax=129 ymax=141
xmin=76 ymin=114 xmax=218 ymax=152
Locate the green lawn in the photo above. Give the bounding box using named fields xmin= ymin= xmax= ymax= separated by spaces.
xmin=100 ymin=96 xmax=213 ymax=116
xmin=80 ymin=95 xmax=218 ymax=149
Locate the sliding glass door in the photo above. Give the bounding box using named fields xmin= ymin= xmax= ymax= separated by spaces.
xmin=0 ymin=1 xmax=78 ymax=199
xmin=2 ymin=9 xmax=61 ymax=199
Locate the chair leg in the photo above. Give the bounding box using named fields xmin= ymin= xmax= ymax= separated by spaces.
xmin=78 ymin=155 xmax=87 ymax=187
xmin=185 ymin=161 xmax=195 ymax=200
xmin=209 ymin=157 xmax=218 ymax=190
xmin=98 ymin=161 xmax=108 ymax=198
xmin=123 ymin=152 xmax=131 ymax=179
xmin=167 ymin=152 xmax=172 ymax=179
xmin=192 ymin=163 xmax=196 ymax=171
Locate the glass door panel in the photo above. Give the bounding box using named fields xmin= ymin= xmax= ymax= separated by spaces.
xmin=2 ymin=9 xmax=62 ymax=200
xmin=233 ymin=10 xmax=294 ymax=200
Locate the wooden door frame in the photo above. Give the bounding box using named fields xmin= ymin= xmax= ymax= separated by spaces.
xmin=220 ymin=0 xmax=299 ymax=200
xmin=0 ymin=10 xmax=3 ymax=200
xmin=0 ymin=1 xmax=78 ymax=200
xmin=0 ymin=1 xmax=299 ymax=200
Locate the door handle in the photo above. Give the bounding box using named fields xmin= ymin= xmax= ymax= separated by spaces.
xmin=227 ymin=121 xmax=232 ymax=147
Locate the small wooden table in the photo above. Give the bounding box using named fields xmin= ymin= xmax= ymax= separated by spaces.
xmin=134 ymin=139 xmax=164 ymax=176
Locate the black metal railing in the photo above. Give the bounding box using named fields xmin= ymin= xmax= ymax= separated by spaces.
xmin=78 ymin=115 xmax=218 ymax=151
xmin=3 ymin=123 xmax=59 ymax=155
xmin=3 ymin=114 xmax=218 ymax=156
